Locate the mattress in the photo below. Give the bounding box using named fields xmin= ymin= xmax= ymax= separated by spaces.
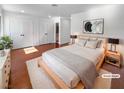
xmin=42 ymin=44 xmax=104 ymax=88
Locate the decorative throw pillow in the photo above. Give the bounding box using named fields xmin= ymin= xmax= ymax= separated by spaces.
xmin=97 ymin=40 xmax=102 ymax=48
xmin=97 ymin=39 xmax=106 ymax=48
xmin=76 ymin=39 xmax=87 ymax=47
xmin=85 ymin=40 xmax=98 ymax=49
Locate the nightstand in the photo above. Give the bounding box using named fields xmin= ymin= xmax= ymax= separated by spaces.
xmin=105 ymin=51 xmax=121 ymax=68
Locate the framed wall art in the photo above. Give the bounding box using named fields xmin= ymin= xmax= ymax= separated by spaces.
xmin=83 ymin=18 xmax=104 ymax=34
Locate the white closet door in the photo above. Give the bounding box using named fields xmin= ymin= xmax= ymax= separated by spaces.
xmin=21 ymin=19 xmax=33 ymax=47
xmin=10 ymin=17 xmax=22 ymax=49
xmin=39 ymin=20 xmax=48 ymax=45
xmin=10 ymin=17 xmax=33 ymax=49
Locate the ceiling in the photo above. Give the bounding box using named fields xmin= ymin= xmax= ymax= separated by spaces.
xmin=1 ymin=4 xmax=105 ymax=17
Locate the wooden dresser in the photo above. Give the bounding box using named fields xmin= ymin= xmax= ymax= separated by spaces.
xmin=0 ymin=49 xmax=11 ymax=89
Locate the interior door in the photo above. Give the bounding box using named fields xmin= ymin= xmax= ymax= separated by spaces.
xmin=10 ymin=17 xmax=33 ymax=49
xmin=22 ymin=19 xmax=33 ymax=47
xmin=39 ymin=20 xmax=48 ymax=45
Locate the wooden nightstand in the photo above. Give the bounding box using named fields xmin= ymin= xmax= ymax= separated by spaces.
xmin=105 ymin=51 xmax=121 ymax=68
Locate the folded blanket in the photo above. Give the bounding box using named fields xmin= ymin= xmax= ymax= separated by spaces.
xmin=46 ymin=48 xmax=98 ymax=88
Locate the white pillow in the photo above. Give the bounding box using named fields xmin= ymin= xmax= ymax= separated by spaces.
xmin=97 ymin=40 xmax=102 ymax=48
xmin=76 ymin=39 xmax=87 ymax=46
xmin=97 ymin=39 xmax=106 ymax=48
xmin=85 ymin=40 xmax=98 ymax=49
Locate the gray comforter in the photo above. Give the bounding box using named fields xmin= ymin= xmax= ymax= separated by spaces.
xmin=46 ymin=48 xmax=98 ymax=88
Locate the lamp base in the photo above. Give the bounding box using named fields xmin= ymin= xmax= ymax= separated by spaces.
xmin=110 ymin=44 xmax=117 ymax=53
xmin=108 ymin=50 xmax=118 ymax=53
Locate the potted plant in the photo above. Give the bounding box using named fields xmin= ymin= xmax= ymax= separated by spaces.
xmin=1 ymin=36 xmax=13 ymax=49
xmin=0 ymin=42 xmax=5 ymax=57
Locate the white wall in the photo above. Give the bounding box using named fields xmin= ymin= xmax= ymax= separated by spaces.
xmin=71 ymin=5 xmax=124 ymax=65
xmin=60 ymin=17 xmax=71 ymax=45
xmin=52 ymin=17 xmax=60 ymax=43
xmin=3 ymin=11 xmax=55 ymax=48
xmin=0 ymin=7 xmax=3 ymax=37
xmin=0 ymin=9 xmax=1 ymax=36
xmin=47 ymin=19 xmax=55 ymax=44
xmin=52 ymin=17 xmax=71 ymax=45
xmin=3 ymin=11 xmax=71 ymax=49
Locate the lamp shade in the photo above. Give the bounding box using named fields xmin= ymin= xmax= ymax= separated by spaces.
xmin=70 ymin=35 xmax=77 ymax=39
xmin=108 ymin=38 xmax=119 ymax=44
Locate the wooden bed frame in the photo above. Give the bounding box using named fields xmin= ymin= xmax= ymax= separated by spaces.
xmin=38 ymin=35 xmax=107 ymax=89
xmin=38 ymin=53 xmax=105 ymax=89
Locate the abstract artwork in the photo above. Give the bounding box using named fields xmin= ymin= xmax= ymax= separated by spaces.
xmin=83 ymin=18 xmax=104 ymax=34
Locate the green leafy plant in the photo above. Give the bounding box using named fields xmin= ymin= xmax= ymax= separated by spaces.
xmin=0 ymin=43 xmax=4 ymax=50
xmin=1 ymin=36 xmax=13 ymax=49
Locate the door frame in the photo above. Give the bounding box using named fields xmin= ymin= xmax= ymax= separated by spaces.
xmin=54 ymin=22 xmax=60 ymax=44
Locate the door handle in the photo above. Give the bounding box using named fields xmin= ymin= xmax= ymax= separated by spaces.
xmin=44 ymin=33 xmax=47 ymax=35
xmin=20 ymin=34 xmax=24 ymax=36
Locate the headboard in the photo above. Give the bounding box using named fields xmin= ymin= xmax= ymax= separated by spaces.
xmin=77 ymin=35 xmax=106 ymax=39
xmin=76 ymin=35 xmax=108 ymax=51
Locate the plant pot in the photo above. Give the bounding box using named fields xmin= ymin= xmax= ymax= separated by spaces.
xmin=0 ymin=50 xmax=5 ymax=57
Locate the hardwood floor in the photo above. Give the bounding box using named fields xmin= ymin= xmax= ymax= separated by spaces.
xmin=9 ymin=43 xmax=59 ymax=89
xmin=102 ymin=63 xmax=124 ymax=89
xmin=9 ymin=43 xmax=124 ymax=89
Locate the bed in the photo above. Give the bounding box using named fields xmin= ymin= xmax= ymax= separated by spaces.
xmin=38 ymin=36 xmax=107 ymax=89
